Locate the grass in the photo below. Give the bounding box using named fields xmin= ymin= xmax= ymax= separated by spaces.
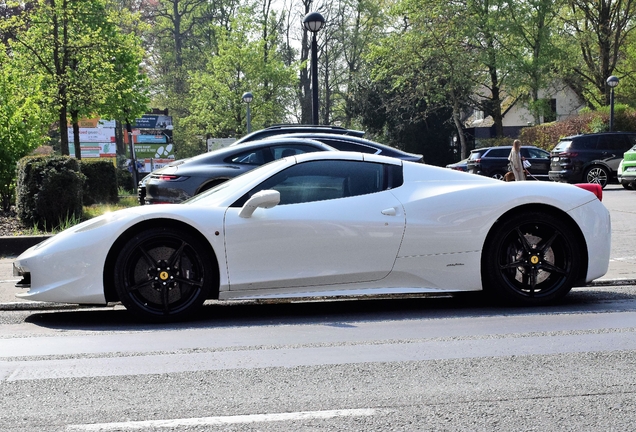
xmin=16 ymin=195 xmax=139 ymax=236
xmin=83 ymin=195 xmax=138 ymax=219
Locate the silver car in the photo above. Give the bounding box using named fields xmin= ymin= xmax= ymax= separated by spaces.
xmin=144 ymin=138 xmax=335 ymax=204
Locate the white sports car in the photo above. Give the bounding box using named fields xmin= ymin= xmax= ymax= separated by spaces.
xmin=13 ymin=152 xmax=611 ymax=321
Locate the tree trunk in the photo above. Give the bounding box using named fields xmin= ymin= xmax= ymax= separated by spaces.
xmin=71 ymin=110 xmax=81 ymax=160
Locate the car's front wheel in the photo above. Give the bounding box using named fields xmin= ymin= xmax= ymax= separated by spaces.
xmin=482 ymin=212 xmax=583 ymax=305
xmin=114 ymin=227 xmax=213 ymax=321
xmin=585 ymin=166 xmax=610 ymax=188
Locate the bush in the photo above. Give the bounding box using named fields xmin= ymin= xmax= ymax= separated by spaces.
xmin=115 ymin=168 xmax=134 ymax=194
xmin=16 ymin=155 xmax=85 ymax=230
xmin=519 ymin=106 xmax=636 ymax=151
xmin=80 ymin=160 xmax=118 ymax=205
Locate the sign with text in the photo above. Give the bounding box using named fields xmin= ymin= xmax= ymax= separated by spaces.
xmin=68 ymin=128 xmax=116 ymax=143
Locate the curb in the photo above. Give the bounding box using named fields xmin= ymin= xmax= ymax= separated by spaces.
xmin=0 ymin=235 xmax=51 ymax=257
xmin=586 ymin=278 xmax=636 ymax=287
xmin=1 ymin=279 xmax=634 ymax=311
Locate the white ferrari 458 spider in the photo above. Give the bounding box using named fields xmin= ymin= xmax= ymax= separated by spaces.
xmin=13 ymin=152 xmax=611 ymax=321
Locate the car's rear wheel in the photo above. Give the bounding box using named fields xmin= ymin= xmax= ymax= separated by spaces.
xmin=482 ymin=212 xmax=583 ymax=305
xmin=491 ymin=171 xmax=506 ymax=181
xmin=114 ymin=227 xmax=213 ymax=321
xmin=585 ymin=166 xmax=610 ymax=188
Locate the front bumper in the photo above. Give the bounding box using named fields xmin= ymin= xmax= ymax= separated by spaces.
xmin=619 ymin=166 xmax=636 ymax=185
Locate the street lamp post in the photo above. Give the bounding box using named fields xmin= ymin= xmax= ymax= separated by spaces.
xmin=242 ymin=92 xmax=253 ymax=133
xmin=303 ymin=12 xmax=325 ymax=125
xmin=607 ymin=76 xmax=619 ymax=132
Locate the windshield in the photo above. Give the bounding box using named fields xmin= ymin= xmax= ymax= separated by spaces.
xmin=184 ymin=158 xmax=291 ymax=206
xmin=469 ymin=151 xmax=485 ymax=160
xmin=552 ymin=140 xmax=572 ymax=153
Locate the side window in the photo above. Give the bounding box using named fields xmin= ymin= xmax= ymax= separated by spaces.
xmin=270 ymin=144 xmax=323 ymax=159
xmin=488 ymin=148 xmax=510 ymax=157
xmin=228 ymin=148 xmax=267 ymax=165
xmin=627 ymin=135 xmax=636 ymax=147
xmin=234 ymin=160 xmax=402 ymax=206
xmin=598 ymin=135 xmax=628 ymax=151
xmin=526 ymin=148 xmax=549 ymax=159
xmin=573 ymin=136 xmax=598 ymax=150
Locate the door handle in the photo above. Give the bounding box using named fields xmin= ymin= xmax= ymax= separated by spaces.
xmin=381 ymin=208 xmax=397 ymax=216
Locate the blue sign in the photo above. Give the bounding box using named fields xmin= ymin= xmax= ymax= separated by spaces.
xmin=134 ymin=115 xmax=158 ymax=129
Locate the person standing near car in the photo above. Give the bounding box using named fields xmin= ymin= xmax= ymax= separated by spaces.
xmin=508 ymin=139 xmax=526 ymax=181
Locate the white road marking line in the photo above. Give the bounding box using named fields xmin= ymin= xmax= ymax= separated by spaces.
xmin=5 ymin=330 xmax=636 ymax=382
xmin=66 ymin=408 xmax=377 ymax=431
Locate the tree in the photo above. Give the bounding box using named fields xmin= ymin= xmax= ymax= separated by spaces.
xmin=503 ymin=0 xmax=566 ymax=124
xmin=563 ymin=0 xmax=636 ymax=107
xmin=0 ymin=51 xmax=51 ymax=210
xmin=366 ymin=0 xmax=476 ymax=157
xmin=3 ymin=0 xmax=148 ymax=157
xmin=183 ymin=12 xmax=297 ymax=145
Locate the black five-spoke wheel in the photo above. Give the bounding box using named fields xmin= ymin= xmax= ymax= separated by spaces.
xmin=483 ymin=212 xmax=583 ymax=305
xmin=114 ymin=227 xmax=213 ymax=321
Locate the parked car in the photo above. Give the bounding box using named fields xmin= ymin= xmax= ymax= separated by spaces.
xmin=232 ymin=124 xmax=365 ymax=146
xmin=143 ymin=138 xmax=335 ymax=204
xmin=137 ymin=174 xmax=151 ymax=205
xmin=618 ymin=143 xmax=636 ymax=189
xmin=549 ymin=132 xmax=636 ymax=188
xmin=266 ymin=133 xmax=423 ymax=162
xmin=467 ymin=146 xmax=551 ymax=180
xmin=446 ymin=158 xmax=469 ymax=171
xmin=13 ymin=151 xmax=609 ymax=321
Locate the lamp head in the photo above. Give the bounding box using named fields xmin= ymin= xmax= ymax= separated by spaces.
xmin=303 ymin=12 xmax=325 ymax=33
xmin=607 ymin=76 xmax=619 ymax=88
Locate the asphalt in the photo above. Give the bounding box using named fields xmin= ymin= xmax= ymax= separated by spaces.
xmin=2 ymin=183 xmax=636 ymax=310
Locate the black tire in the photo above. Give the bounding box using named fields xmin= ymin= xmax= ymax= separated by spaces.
xmin=491 ymin=171 xmax=506 ymax=181
xmin=584 ymin=166 xmax=610 ymax=188
xmin=622 ymin=182 xmax=633 ymax=190
xmin=482 ymin=212 xmax=583 ymax=305
xmin=114 ymin=227 xmax=213 ymax=322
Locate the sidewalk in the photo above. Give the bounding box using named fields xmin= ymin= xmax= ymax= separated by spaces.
xmin=2 ymin=255 xmax=635 ymax=310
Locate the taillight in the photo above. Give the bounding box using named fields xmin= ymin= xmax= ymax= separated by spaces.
xmin=558 ymin=152 xmax=578 ymax=158
xmin=575 ymin=183 xmax=602 ymax=201
xmin=158 ymin=174 xmax=181 ymax=181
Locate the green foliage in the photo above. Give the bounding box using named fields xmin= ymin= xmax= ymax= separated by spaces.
xmin=0 ymin=50 xmax=51 ymax=211
xmin=183 ymin=12 xmax=297 ymax=140
xmin=115 ymin=168 xmax=134 ymax=195
xmin=16 ymin=155 xmax=85 ymax=230
xmin=4 ymin=0 xmax=149 ymax=156
xmin=80 ymin=160 xmax=119 ymax=206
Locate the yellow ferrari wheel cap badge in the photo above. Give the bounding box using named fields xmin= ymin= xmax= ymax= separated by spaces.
xmin=530 ymin=256 xmax=539 ymax=265
xmin=159 ymin=271 xmax=169 ymax=281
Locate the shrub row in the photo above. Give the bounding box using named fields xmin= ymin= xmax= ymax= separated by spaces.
xmin=15 ymin=156 xmax=122 ymax=230
xmin=520 ymin=104 xmax=636 ymax=150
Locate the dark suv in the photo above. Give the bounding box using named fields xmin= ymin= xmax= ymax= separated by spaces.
xmin=467 ymin=146 xmax=551 ymax=180
xmin=549 ymin=132 xmax=636 ymax=188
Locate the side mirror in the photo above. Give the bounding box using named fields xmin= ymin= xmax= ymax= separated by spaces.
xmin=238 ymin=190 xmax=281 ymax=218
